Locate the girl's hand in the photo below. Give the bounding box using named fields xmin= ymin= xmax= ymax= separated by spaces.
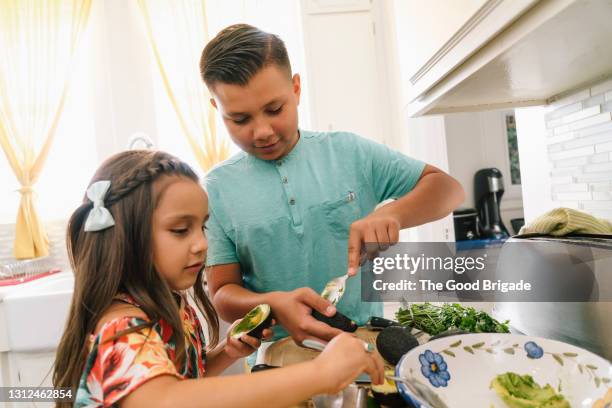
xmin=223 ymin=319 xmax=274 ymax=360
xmin=313 ymin=332 xmax=385 ymax=394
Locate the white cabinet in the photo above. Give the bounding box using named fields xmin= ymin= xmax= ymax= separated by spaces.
xmin=300 ymin=0 xmax=461 ymax=242
xmin=301 ymin=0 xmax=394 ymax=145
xmin=0 ymin=272 xmax=73 ymax=407
xmin=0 ymin=351 xmax=56 ymax=408
xmin=7 ymin=351 xmax=55 ymax=388
xmin=395 ymin=0 xmax=612 ymax=116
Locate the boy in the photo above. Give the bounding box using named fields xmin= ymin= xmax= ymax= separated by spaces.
xmin=201 ymin=24 xmax=464 ymax=350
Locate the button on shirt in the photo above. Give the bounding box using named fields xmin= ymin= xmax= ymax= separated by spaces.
xmin=205 ymin=130 xmax=425 ymax=336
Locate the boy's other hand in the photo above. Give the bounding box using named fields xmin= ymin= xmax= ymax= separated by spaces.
xmin=347 ymin=214 xmax=400 ymax=276
xmin=268 ymin=288 xmax=343 ymax=344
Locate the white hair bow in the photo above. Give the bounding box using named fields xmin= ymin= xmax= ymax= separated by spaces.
xmin=84 ymin=180 xmax=115 ymax=232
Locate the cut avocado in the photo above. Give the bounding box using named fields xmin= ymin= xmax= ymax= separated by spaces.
xmin=376 ymin=326 xmax=419 ymax=365
xmin=371 ymin=370 xmax=409 ymax=407
xmin=230 ymin=304 xmax=273 ymax=340
xmin=312 ymin=309 xmax=358 ymax=332
xmin=490 ymin=372 xmax=570 ymax=408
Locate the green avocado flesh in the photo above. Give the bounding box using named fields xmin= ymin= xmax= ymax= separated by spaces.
xmin=490 ymin=372 xmax=570 ymax=408
xmin=371 ymin=371 xmax=397 ymax=394
xmin=371 ymin=371 xmax=406 ymax=407
xmin=231 ymin=304 xmax=271 ymax=338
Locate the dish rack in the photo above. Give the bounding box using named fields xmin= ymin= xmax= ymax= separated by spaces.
xmin=0 ymin=256 xmax=61 ymax=286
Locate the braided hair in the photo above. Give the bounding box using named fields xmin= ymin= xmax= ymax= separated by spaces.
xmin=53 ymin=150 xmax=219 ymax=400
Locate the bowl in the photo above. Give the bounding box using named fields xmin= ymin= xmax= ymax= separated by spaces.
xmin=395 ymin=333 xmax=611 ymax=407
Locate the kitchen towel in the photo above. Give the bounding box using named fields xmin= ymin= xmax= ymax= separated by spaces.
xmin=519 ymin=207 xmax=612 ymax=236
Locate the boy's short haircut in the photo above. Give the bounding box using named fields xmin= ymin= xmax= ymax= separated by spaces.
xmin=200 ymin=24 xmax=292 ymax=88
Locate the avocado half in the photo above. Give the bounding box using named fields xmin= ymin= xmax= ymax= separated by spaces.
xmin=376 ymin=326 xmax=419 ymax=365
xmin=371 ymin=370 xmax=409 ymax=407
xmin=230 ymin=304 xmax=273 ymax=340
xmin=312 ymin=309 xmax=358 ymax=332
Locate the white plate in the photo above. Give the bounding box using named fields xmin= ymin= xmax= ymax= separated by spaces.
xmin=395 ymin=333 xmax=611 ymax=408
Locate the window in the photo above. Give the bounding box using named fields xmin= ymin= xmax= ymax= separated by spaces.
xmin=505 ymin=113 xmax=521 ymax=185
xmin=0 ymin=16 xmax=97 ymax=225
xmin=1 ymin=1 xmax=311 ymax=226
xmin=154 ymin=0 xmax=311 ymax=173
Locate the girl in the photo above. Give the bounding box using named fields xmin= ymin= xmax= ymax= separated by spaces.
xmin=53 ymin=150 xmax=383 ymax=408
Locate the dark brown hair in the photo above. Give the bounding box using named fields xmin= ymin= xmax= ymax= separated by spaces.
xmin=200 ymin=23 xmax=292 ymax=88
xmin=53 ymin=150 xmax=219 ymax=404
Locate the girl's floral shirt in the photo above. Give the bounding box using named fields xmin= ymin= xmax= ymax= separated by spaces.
xmin=74 ymin=293 xmax=207 ymax=407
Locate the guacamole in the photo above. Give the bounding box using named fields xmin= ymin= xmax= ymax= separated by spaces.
xmin=490 ymin=372 xmax=570 ymax=408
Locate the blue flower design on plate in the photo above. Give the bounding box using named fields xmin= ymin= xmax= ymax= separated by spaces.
xmin=419 ymin=350 xmax=451 ymax=387
xmin=524 ymin=341 xmax=544 ymax=359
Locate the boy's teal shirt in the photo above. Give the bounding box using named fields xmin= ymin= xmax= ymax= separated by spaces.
xmin=205 ymin=129 xmax=425 ymax=353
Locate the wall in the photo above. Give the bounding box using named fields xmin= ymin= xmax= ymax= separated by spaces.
xmin=545 ymin=79 xmax=612 ymax=218
xmin=517 ymin=77 xmax=612 ymax=222
xmin=445 ymin=110 xmax=525 ymax=234
xmin=515 ymin=106 xmax=553 ymax=223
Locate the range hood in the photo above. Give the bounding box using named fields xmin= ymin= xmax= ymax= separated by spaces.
xmin=405 ymin=0 xmax=612 ymax=116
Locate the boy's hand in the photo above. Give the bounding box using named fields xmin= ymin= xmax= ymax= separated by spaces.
xmin=347 ymin=213 xmax=400 ymax=276
xmin=267 ymin=288 xmax=343 ymax=344
xmin=224 ymin=319 xmax=274 ymax=359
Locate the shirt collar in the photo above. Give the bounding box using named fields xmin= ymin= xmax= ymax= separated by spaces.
xmin=247 ymin=129 xmax=304 ymax=166
xmin=273 ymin=129 xmax=303 ymax=165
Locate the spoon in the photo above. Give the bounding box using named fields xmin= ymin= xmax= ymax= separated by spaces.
xmin=385 ymin=375 xmax=448 ymax=408
xmin=321 ymin=251 xmax=369 ymax=305
xmin=321 ymin=274 xmax=348 ymax=305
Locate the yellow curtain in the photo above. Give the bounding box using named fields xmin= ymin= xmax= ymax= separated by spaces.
xmin=0 ymin=0 xmax=92 ymax=259
xmin=138 ymin=0 xmax=229 ymax=172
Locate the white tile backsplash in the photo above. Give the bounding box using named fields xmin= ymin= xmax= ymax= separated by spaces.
xmin=585 ymin=162 xmax=612 ymax=173
xmin=550 ymin=175 xmax=574 ymax=184
xmin=551 ymin=183 xmax=589 ymax=193
xmin=554 ymin=124 xmax=571 ymax=135
xmin=568 ymin=112 xmax=612 ymax=131
xmin=574 ymin=121 xmax=612 ymax=137
xmin=550 ymin=166 xmax=582 ymax=177
xmin=575 ymin=172 xmax=612 ymax=183
xmin=595 ymin=140 xmax=612 ymax=153
xmin=563 ymin=131 xmax=612 ymax=149
xmin=554 ymin=192 xmax=592 ymax=201
xmin=561 ymin=105 xmax=601 ymax=124
xmin=545 ymin=101 xmax=581 ymax=121
xmin=589 ymin=181 xmax=611 ymax=192
xmin=592 ymin=192 xmax=612 ymax=201
xmin=547 ymin=132 xmax=574 ymax=145
xmin=591 ymin=153 xmax=611 ymax=164
xmin=554 ymin=156 xmax=589 ymax=168
xmin=582 ymin=200 xmax=612 ymax=210
xmin=549 ymin=146 xmax=594 ymax=161
xmin=545 ymin=78 xmax=612 ymax=215
xmin=583 ymin=94 xmax=606 ymax=109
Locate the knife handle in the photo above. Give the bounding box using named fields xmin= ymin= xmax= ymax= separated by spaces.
xmin=367 ymin=316 xmax=400 ymax=330
xmin=251 ymin=363 xmax=280 ymax=373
